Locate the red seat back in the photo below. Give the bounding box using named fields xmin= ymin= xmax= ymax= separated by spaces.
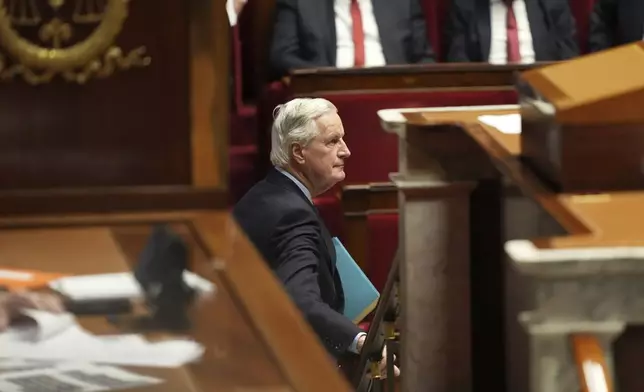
xmin=366 ymin=213 xmax=399 ymax=291
xmin=325 ymin=90 xmax=518 ymax=184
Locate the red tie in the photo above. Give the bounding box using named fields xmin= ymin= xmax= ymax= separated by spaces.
xmin=505 ymin=0 xmax=521 ymax=63
xmin=350 ymin=0 xmax=365 ymax=67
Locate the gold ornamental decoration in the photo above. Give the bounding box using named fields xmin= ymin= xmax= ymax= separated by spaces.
xmin=0 ymin=0 xmax=151 ymax=84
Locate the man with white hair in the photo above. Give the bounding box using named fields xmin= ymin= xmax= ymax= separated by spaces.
xmin=233 ymin=98 xmax=366 ymax=360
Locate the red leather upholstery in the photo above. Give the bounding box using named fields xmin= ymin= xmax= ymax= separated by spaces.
xmin=366 ymin=213 xmax=399 ymax=292
xmin=326 ymin=90 xmax=518 ymax=184
xmin=353 ymin=213 xmax=400 ymax=330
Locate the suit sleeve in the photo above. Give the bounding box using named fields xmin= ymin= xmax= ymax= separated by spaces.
xmin=409 ymin=0 xmax=435 ymax=63
xmin=269 ymin=0 xmax=319 ymax=77
xmin=271 ymin=208 xmax=362 ymax=358
xmin=550 ymin=0 xmax=579 ymax=59
xmin=443 ymin=0 xmax=472 ymax=62
xmin=588 ymin=0 xmax=617 ymax=52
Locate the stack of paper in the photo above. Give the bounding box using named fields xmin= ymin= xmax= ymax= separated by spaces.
xmin=478 ymin=113 xmax=522 ymax=134
xmin=49 ymin=271 xmax=215 ymax=301
xmin=0 ymin=310 xmax=204 ymax=368
xmin=0 ymin=362 xmax=162 ymax=392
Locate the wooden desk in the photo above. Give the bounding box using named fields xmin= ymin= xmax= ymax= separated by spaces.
xmin=379 ymin=106 xmax=644 ymax=392
xmin=289 ymin=64 xmax=548 ymax=95
xmin=0 ymin=0 xmax=229 ymax=216
xmin=394 ymin=107 xmax=644 ymax=253
xmin=0 ymin=211 xmax=352 ymax=392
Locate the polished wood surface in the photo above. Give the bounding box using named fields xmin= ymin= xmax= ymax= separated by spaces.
xmin=0 ymin=1 xmax=228 ymax=215
xmin=401 ymin=108 xmax=644 ymax=250
xmin=519 ymin=51 xmax=644 ymax=193
xmin=289 ymin=64 xmax=547 ymax=95
xmin=0 ymin=211 xmax=352 ymax=392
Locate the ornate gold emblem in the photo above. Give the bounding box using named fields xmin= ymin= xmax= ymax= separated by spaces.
xmin=0 ymin=0 xmax=151 ymax=84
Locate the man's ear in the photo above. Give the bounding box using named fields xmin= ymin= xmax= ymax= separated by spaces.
xmin=292 ymin=143 xmax=305 ymax=164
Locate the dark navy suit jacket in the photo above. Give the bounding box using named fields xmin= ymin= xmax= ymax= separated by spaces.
xmin=233 ymin=168 xmax=362 ymax=358
xmin=269 ymin=0 xmax=435 ymax=77
xmin=444 ymin=0 xmax=579 ymax=62
xmin=589 ymin=0 xmax=644 ymax=52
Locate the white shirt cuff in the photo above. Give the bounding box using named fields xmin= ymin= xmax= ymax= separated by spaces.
xmin=348 ymin=332 xmax=367 ymax=354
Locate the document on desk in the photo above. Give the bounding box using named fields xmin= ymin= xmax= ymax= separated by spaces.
xmin=49 ymin=271 xmax=215 ymax=301
xmin=0 ymin=310 xmax=205 ymax=368
xmin=478 ymin=113 xmax=522 ymax=134
xmin=0 ymin=363 xmax=162 ymax=392
xmin=0 ymin=359 xmax=63 ymax=373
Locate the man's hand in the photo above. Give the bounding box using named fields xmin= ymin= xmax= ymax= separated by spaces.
xmin=0 ymin=291 xmax=64 ymax=331
xmin=356 ymin=335 xmax=401 ymax=378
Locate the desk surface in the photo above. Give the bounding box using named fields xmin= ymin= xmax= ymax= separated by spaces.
xmin=288 ymin=64 xmax=543 ymax=95
xmin=378 ymin=106 xmax=644 ymax=264
xmin=0 ymin=211 xmax=351 ymax=392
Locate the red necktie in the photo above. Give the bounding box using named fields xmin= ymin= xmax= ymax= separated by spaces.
xmin=350 ymin=0 xmax=365 ymax=67
xmin=505 ymin=0 xmax=521 ymax=63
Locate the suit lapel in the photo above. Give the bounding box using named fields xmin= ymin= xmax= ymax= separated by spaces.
xmin=627 ymin=0 xmax=644 ymax=41
xmin=312 ymin=206 xmax=337 ymax=268
xmin=323 ymin=0 xmax=337 ymax=65
xmin=525 ymin=0 xmax=548 ymax=61
xmin=268 ymin=169 xmax=337 ymax=270
xmin=371 ymin=0 xmax=395 ymax=63
xmin=300 ymin=0 xmax=335 ymax=65
xmin=476 ymin=0 xmax=492 ymax=60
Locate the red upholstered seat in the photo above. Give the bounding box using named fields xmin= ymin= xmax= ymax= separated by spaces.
xmin=366 ymin=213 xmax=399 ymax=292
xmin=352 ymin=213 xmax=400 ymax=330
xmin=327 ymin=90 xmax=518 ymax=184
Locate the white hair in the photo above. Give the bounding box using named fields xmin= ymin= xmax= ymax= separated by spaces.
xmin=270 ymin=98 xmax=337 ymax=167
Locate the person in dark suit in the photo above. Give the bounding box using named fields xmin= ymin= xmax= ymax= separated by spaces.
xmin=444 ymin=0 xmax=579 ymax=63
xmin=588 ymin=0 xmax=644 ymax=52
xmin=269 ymin=0 xmax=435 ymax=78
xmin=233 ymin=98 xmax=397 ymax=372
xmin=0 ymin=291 xmax=63 ymax=331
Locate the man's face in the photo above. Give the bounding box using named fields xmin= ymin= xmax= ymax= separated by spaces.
xmin=297 ymin=112 xmax=351 ymax=195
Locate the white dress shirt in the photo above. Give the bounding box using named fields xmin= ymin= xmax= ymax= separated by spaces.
xmin=488 ymin=0 xmax=535 ymax=64
xmin=227 ymin=0 xmax=246 ymax=27
xmin=334 ymin=0 xmax=386 ymax=68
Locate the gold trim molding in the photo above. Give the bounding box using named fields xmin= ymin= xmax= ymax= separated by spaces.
xmin=0 ymin=0 xmax=150 ymax=84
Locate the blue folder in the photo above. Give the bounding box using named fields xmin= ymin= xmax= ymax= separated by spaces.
xmin=332 ymin=237 xmax=380 ymax=324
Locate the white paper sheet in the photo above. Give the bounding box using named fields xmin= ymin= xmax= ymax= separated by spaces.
xmin=48 ymin=271 xmax=215 ymax=301
xmin=0 ymin=311 xmax=204 ymax=368
xmin=0 ymin=363 xmax=162 ymax=392
xmin=0 ymin=359 xmax=66 ymax=373
xmin=478 ymin=114 xmax=522 ymax=134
